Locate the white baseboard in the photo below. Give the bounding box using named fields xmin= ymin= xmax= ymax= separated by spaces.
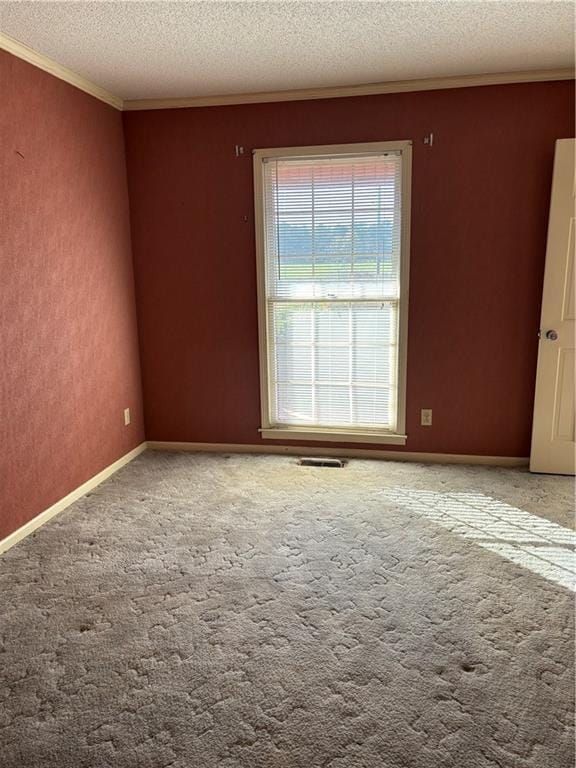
xmin=0 ymin=442 xmax=147 ymax=556
xmin=0 ymin=439 xmax=528 ymax=556
xmin=147 ymin=441 xmax=529 ymax=467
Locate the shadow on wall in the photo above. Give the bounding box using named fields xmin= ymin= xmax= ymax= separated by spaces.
xmin=381 ymin=488 xmax=576 ymax=592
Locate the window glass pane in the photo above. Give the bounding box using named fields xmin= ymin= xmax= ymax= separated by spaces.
xmin=262 ymin=149 xmax=404 ymax=433
xmin=264 ymin=154 xmax=402 ymax=301
xmin=353 ymin=386 xmax=392 ymax=426
xmin=352 ymin=303 xmax=396 ymax=345
xmin=315 ymin=384 xmax=351 ymax=425
xmin=316 ymin=347 xmax=349 ymax=383
xmin=269 ymin=301 xmax=397 ymax=429
xmin=276 ymin=384 xmax=314 ymax=425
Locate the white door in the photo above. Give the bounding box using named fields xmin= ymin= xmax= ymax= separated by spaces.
xmin=530 ymin=139 xmax=575 ymax=475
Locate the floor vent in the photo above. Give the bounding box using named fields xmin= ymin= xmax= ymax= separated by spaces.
xmin=298 ymin=457 xmax=346 ymax=468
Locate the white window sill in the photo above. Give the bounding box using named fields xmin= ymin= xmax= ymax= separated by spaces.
xmin=259 ymin=427 xmax=407 ymax=446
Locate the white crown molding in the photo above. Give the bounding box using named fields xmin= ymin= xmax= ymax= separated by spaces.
xmin=1 ymin=32 xmax=573 ymax=114
xmin=123 ymin=68 xmax=574 ymax=111
xmin=0 ymin=32 xmax=123 ymax=110
xmin=0 ymin=442 xmax=146 ymax=556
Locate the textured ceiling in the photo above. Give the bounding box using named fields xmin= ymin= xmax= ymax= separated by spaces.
xmin=0 ymin=1 xmax=574 ymax=100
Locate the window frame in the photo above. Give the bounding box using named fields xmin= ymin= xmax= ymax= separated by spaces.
xmin=253 ymin=140 xmax=412 ymax=445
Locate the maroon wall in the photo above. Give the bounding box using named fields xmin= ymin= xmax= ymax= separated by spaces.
xmin=123 ymin=81 xmax=574 ymax=458
xmin=0 ymin=51 xmax=144 ymax=541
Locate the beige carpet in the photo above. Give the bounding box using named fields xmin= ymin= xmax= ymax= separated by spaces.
xmin=0 ymin=451 xmax=574 ymax=767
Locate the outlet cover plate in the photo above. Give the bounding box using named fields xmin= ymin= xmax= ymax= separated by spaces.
xmin=421 ymin=409 xmax=432 ymax=426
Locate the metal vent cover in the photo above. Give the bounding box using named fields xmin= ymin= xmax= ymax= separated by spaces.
xmin=297 ymin=457 xmax=346 ymax=468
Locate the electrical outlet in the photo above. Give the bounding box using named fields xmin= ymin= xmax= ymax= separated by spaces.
xmin=420 ymin=408 xmax=432 ymax=426
xmin=124 ymin=408 xmax=131 ymax=426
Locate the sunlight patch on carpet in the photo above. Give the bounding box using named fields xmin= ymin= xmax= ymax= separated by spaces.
xmin=381 ymin=489 xmax=576 ymax=591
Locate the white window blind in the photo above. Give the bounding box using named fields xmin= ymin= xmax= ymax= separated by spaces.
xmin=258 ymin=146 xmax=408 ymax=437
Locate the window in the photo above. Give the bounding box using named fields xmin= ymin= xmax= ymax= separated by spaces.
xmin=254 ymin=141 xmax=411 ymax=444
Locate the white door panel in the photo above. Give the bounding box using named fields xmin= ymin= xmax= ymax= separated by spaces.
xmin=530 ymin=139 xmax=575 ymax=475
